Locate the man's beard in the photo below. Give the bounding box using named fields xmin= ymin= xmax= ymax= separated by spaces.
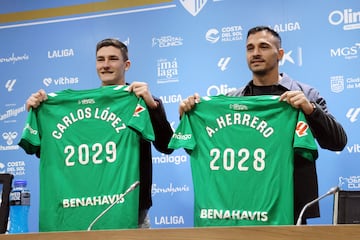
xmin=251 ymin=67 xmax=267 ymax=76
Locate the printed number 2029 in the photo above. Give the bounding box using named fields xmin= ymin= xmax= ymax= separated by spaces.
xmin=209 ymin=148 xmax=265 ymax=171
xmin=64 ymin=141 xmax=116 ymax=166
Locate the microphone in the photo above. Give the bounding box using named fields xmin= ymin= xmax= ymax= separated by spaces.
xmin=87 ymin=181 xmax=140 ymax=231
xmin=296 ymin=186 xmax=340 ymax=226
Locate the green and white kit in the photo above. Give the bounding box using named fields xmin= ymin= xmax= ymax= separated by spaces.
xmin=169 ymin=95 xmax=318 ymax=227
xmin=19 ymin=85 xmax=154 ymax=231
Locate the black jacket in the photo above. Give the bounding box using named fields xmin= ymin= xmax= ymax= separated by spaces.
xmin=139 ymin=97 xmax=173 ymax=211
xmin=227 ymin=73 xmax=347 ymax=223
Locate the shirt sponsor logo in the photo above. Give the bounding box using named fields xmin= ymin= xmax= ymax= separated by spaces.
xmin=63 ymin=193 xmax=125 ymax=208
xmin=200 ymin=208 xmax=268 ymax=222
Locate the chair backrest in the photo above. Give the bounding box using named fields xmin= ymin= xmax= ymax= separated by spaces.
xmin=0 ymin=173 xmax=13 ymax=234
xmin=333 ymin=190 xmax=360 ymax=224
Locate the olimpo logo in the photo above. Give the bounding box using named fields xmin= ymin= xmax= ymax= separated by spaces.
xmin=328 ymin=8 xmax=360 ymax=30
xmin=179 ymin=0 xmax=208 ymax=16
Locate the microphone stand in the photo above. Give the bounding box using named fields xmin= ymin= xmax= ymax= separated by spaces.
xmin=296 ymin=186 xmax=339 ymax=226
xmin=87 ymin=181 xmax=140 ymax=231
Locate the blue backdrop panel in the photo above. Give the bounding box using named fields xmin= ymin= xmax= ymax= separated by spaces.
xmin=0 ymin=0 xmax=359 ymax=232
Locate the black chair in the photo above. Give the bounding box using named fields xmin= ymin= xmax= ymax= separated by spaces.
xmin=333 ymin=190 xmax=360 ymax=224
xmin=0 ymin=173 xmax=13 ymax=234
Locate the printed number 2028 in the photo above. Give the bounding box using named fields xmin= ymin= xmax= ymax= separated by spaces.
xmin=209 ymin=148 xmax=265 ymax=171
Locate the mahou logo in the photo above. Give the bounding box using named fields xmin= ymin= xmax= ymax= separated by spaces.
xmin=180 ymin=0 xmax=208 ymax=16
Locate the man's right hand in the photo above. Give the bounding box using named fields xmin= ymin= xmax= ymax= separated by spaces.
xmin=179 ymin=93 xmax=201 ymax=118
xmin=26 ymin=89 xmax=47 ymax=111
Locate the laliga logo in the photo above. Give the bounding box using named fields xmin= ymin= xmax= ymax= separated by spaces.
xmin=2 ymin=132 xmax=17 ymax=145
xmin=180 ymin=0 xmax=208 ymax=16
xmin=346 ymin=108 xmax=360 ymax=123
xmin=295 ymin=121 xmax=309 ymax=137
xmin=5 ymin=79 xmax=16 ymax=92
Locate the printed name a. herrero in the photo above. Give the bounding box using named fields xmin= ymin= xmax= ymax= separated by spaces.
xmin=172 ymin=112 xmax=275 ymax=140
xmin=206 ymin=112 xmax=275 ymax=138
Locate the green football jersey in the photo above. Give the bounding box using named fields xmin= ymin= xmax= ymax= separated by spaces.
xmin=169 ymin=95 xmax=318 ymax=227
xmin=19 ymin=85 xmax=154 ymax=231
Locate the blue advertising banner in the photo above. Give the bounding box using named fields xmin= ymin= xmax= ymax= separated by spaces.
xmin=0 ymin=0 xmax=359 ymax=232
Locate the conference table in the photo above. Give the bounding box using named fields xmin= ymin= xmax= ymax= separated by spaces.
xmin=1 ymin=225 xmax=360 ymax=240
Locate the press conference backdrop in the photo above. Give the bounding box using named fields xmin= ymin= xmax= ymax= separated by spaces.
xmin=0 ymin=0 xmax=359 ymax=232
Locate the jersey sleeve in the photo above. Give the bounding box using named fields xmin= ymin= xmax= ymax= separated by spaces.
xmin=18 ymin=108 xmax=41 ymax=156
xmin=293 ymin=111 xmax=318 ymax=161
xmin=168 ymin=113 xmax=196 ymax=151
xmin=127 ymin=98 xmax=155 ymax=142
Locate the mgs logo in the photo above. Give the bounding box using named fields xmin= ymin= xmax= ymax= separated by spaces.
xmin=180 ymin=0 xmax=208 ymax=16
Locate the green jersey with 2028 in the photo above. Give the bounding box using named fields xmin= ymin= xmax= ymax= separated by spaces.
xmin=169 ymin=95 xmax=318 ymax=227
xmin=19 ymin=85 xmax=154 ymax=232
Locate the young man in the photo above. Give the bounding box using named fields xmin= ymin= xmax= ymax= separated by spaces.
xmin=179 ymin=26 xmax=347 ymax=224
xmin=25 ymin=38 xmax=174 ymax=228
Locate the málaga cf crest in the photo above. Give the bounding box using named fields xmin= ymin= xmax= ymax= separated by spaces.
xmin=179 ymin=0 xmax=208 ymax=16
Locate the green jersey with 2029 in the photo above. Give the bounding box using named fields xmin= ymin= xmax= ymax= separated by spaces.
xmin=168 ymin=95 xmax=318 ymax=227
xmin=18 ymin=85 xmax=155 ymax=232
